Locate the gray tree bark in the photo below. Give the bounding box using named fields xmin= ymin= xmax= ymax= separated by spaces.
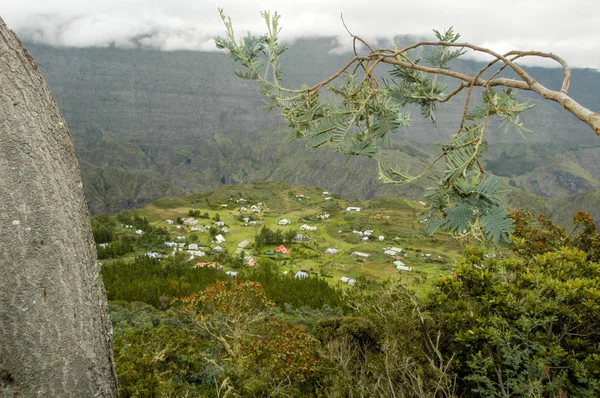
xmin=0 ymin=17 xmax=118 ymax=397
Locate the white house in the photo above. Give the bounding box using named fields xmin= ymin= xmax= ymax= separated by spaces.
xmin=378 ymin=236 xmax=385 ymax=241
xmin=278 ymin=219 xmax=291 ymax=225
xmin=348 ymin=279 xmax=357 ymax=286
xmin=318 ymin=213 xmax=331 ymax=220
xmin=214 ymin=234 xmax=226 ymax=244
xmin=250 ymin=205 xmax=260 ymax=213
xmin=177 ymin=242 xmax=186 ymax=247
xmin=212 ymin=246 xmax=223 ymax=253
xmin=346 ymin=207 xmax=361 ymax=212
xmin=249 ymin=221 xmax=257 ymax=226
xmin=164 ymin=241 xmax=177 ymax=247
xmin=364 ymin=230 xmax=374 ymax=236
xmin=326 ymin=248 xmax=339 ymax=254
xmin=353 ymin=230 xmax=364 ymax=236
xmin=340 ymin=276 xmax=350 ymax=283
xmin=238 ymin=240 xmax=250 ymax=248
xmin=394 ymin=260 xmax=406 ymax=267
xmin=295 ymin=271 xmax=309 ymax=279
xmin=324 ymin=197 xmax=332 ymax=201
xmin=352 ymin=251 xmax=371 ymax=258
xmin=395 ymin=262 xmax=413 ymax=272
xmin=384 ymin=250 xmax=397 ymax=256
xmin=98 ymin=243 xmax=109 ymax=249
xmin=240 ymin=206 xmax=247 ymax=212
xmin=300 ymin=224 xmax=317 ymax=231
xmin=237 ymin=198 xmax=247 ymax=203
xmin=242 ymin=217 xmax=250 ymax=223
xmin=390 ymin=247 xmax=403 ymax=253
xmin=361 ymin=236 xmax=369 ymax=242
xmin=216 ymin=221 xmax=225 ymax=227
xmin=190 ymin=226 xmax=200 ymax=232
xmin=188 ymin=250 xmax=206 ymax=257
xmin=188 ymin=243 xmax=199 ymax=250
xmin=322 ymin=191 xmax=329 ymax=195
xmin=226 ymin=271 xmax=238 ymax=277
xmin=165 ymin=219 xmax=174 ymax=225
xmin=135 ymin=229 xmax=144 ymax=235
xmin=145 ymin=252 xmax=163 ymax=259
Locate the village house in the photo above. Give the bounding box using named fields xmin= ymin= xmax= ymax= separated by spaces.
xmin=190 ymin=226 xmax=200 ymax=232
xmin=212 ymin=246 xmax=223 ymax=253
xmin=326 ymin=248 xmax=339 ymax=254
xmin=183 ymin=218 xmax=198 ymax=225
xmin=188 ymin=243 xmax=199 ymax=250
xmin=214 ymin=234 xmax=225 ymax=244
xmin=278 ymin=219 xmax=291 ymax=225
xmin=237 ymin=198 xmax=247 ymax=203
xmin=244 ymin=256 xmax=256 ymax=267
xmin=145 ymin=252 xmax=163 ymax=259
xmin=318 ymin=213 xmax=331 ymax=220
xmin=164 ymin=241 xmax=177 ymax=247
xmin=340 ymin=276 xmax=357 ymax=285
xmin=352 ymin=251 xmax=371 ymax=258
xmin=165 ymin=219 xmax=174 ymax=225
xmin=378 ymin=236 xmax=385 ymax=241
xmin=238 ymin=240 xmax=250 ymax=248
xmin=226 ymin=271 xmax=238 ymax=277
xmin=394 ymin=261 xmax=412 ymax=272
xmin=275 ymin=245 xmax=291 ymax=255
xmin=346 ymin=207 xmax=361 ymax=212
xmin=295 ymin=271 xmax=309 ymax=279
xmin=300 ymin=224 xmax=317 ymax=231
xmin=135 ymin=229 xmax=144 ymax=235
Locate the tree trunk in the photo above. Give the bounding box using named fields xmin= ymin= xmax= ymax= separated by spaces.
xmin=0 ymin=17 xmax=118 ymax=397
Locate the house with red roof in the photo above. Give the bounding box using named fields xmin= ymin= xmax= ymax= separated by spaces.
xmin=274 ymin=245 xmax=290 ymax=255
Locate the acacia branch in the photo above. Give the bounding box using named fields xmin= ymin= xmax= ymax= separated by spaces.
xmin=295 ymin=39 xmax=599 ymax=137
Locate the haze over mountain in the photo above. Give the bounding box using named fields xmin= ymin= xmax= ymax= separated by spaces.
xmin=23 ymin=37 xmax=600 ymax=227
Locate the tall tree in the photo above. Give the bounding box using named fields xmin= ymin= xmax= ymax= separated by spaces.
xmin=0 ymin=18 xmax=118 ymax=396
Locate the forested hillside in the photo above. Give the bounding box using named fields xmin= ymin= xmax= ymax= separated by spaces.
xmin=24 ymin=38 xmax=600 ymax=228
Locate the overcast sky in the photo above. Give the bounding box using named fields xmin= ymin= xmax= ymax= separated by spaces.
xmin=3 ymin=0 xmax=599 ymax=69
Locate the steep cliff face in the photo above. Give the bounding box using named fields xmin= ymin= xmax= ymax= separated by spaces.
xmin=23 ymin=39 xmax=600 ymax=216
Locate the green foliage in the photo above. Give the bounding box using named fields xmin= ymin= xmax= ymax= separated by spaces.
xmin=254 ymin=225 xmax=295 ymax=248
xmin=429 ymin=245 xmax=600 ymax=396
xmin=101 ymin=255 xmax=228 ymax=307
xmin=243 ymin=261 xmax=345 ymax=310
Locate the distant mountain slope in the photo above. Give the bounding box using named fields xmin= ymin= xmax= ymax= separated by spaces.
xmin=23 ymin=38 xmax=600 ymax=226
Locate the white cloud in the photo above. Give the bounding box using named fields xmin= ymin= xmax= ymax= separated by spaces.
xmin=2 ymin=0 xmax=599 ymax=69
